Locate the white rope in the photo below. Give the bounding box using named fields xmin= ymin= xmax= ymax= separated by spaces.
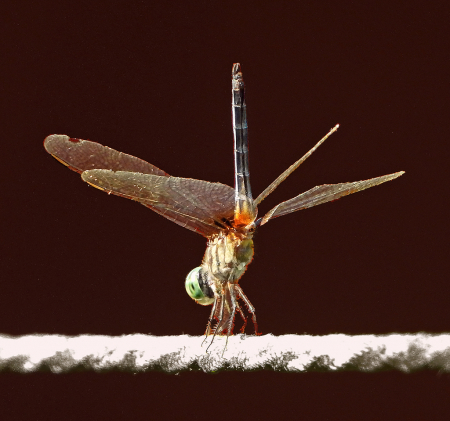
xmin=1 ymin=333 xmax=449 ymax=373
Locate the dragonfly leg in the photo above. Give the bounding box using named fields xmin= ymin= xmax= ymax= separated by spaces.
xmin=220 ymin=282 xmax=238 ymax=355
xmin=235 ymin=285 xmax=259 ymax=335
xmin=202 ymin=297 xmax=218 ymax=347
xmin=235 ymin=301 xmax=248 ymax=334
xmin=206 ymin=294 xmax=225 ymax=353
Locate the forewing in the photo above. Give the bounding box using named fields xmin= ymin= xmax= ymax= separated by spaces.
xmin=260 ymin=171 xmax=404 ymax=225
xmin=44 ymin=135 xmax=168 ymax=176
xmin=81 ymin=170 xmax=235 ymax=237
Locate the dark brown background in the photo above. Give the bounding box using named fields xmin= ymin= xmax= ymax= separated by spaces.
xmin=1 ymin=2 xmax=449 ymax=419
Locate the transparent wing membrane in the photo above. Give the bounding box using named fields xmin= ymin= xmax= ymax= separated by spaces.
xmin=82 ymin=170 xmax=235 ymax=237
xmin=44 ymin=134 xmax=235 ymax=237
xmin=254 ymin=124 xmax=340 ymax=206
xmin=259 ymin=171 xmax=405 ymax=226
xmin=44 ymin=135 xmax=168 ymax=176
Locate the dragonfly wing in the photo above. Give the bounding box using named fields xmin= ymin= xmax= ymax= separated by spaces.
xmin=44 ymin=135 xmax=168 ymax=176
xmin=81 ymin=170 xmax=235 ymax=237
xmin=259 ymin=171 xmax=405 ymax=226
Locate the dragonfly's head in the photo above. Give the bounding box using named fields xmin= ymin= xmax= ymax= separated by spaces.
xmin=185 ymin=267 xmax=215 ymax=306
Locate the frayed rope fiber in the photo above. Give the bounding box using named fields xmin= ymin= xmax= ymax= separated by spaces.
xmin=1 ymin=333 xmax=450 ymax=373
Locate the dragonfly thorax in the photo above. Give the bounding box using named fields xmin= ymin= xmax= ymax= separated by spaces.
xmin=202 ymin=231 xmax=254 ymax=285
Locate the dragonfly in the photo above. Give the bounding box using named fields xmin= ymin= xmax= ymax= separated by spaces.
xmin=44 ymin=63 xmax=404 ymax=343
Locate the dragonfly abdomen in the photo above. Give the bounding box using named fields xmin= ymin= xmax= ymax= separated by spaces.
xmin=232 ymin=63 xmax=255 ymax=226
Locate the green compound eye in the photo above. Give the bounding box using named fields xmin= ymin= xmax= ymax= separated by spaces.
xmin=185 ymin=267 xmax=214 ymax=306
